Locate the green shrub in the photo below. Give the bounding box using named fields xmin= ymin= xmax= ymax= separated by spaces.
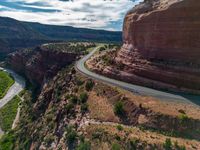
xmin=129 ymin=138 xmax=138 ymax=150
xmin=85 ymin=80 xmax=94 ymax=91
xmin=76 ymin=78 xmax=84 ymax=86
xmin=77 ymin=141 xmax=91 ymax=150
xmin=163 ymin=138 xmax=172 ymax=150
xmin=115 ymin=135 xmax=121 ymax=141
xmin=111 ymin=143 xmax=121 ymax=150
xmin=114 ymin=101 xmax=124 ymax=116
xmin=70 ymin=95 xmax=78 ymax=104
xmin=92 ymin=129 xmax=105 ymax=139
xmin=116 ymin=125 xmax=123 ymax=131
xmin=65 ymin=103 xmax=74 ymax=113
xmin=80 ymin=93 xmax=88 ymax=103
xmin=67 ymin=131 xmax=77 ymax=144
xmin=81 ymin=103 xmax=89 ymax=113
xmin=44 ymin=135 xmax=54 ymax=146
xmin=102 ymin=55 xmax=114 ymax=65
xmin=99 ymin=47 xmax=106 ymax=51
xmin=178 ymin=114 xmax=189 ymax=123
xmin=174 ymin=141 xmax=186 ymax=150
xmin=66 ymin=127 xmax=77 ymax=145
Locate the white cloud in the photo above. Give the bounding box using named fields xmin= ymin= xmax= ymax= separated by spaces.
xmin=0 ymin=0 xmax=142 ymax=30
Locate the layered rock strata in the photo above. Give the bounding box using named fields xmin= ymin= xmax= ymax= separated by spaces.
xmin=90 ymin=0 xmax=200 ymax=94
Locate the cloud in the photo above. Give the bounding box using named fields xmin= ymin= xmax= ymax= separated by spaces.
xmin=0 ymin=0 xmax=142 ymax=30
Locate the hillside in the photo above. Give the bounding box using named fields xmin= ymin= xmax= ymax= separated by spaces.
xmin=2 ymin=51 xmax=200 ymax=149
xmin=24 ymin=22 xmax=122 ymax=42
xmin=0 ymin=17 xmax=122 ymax=60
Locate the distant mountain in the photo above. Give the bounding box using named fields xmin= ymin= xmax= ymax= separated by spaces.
xmin=24 ymin=22 xmax=122 ymax=42
xmin=0 ymin=17 xmax=122 ymax=60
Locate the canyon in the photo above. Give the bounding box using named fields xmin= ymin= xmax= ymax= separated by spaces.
xmin=7 ymin=43 xmax=95 ymax=89
xmin=1 ymin=0 xmax=200 ymax=149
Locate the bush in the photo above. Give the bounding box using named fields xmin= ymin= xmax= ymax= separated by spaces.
xmin=114 ymin=101 xmax=124 ymax=116
xmin=174 ymin=141 xmax=186 ymax=150
xmin=99 ymin=47 xmax=106 ymax=51
xmin=67 ymin=131 xmax=77 ymax=144
xmin=85 ymin=80 xmax=94 ymax=91
xmin=66 ymin=127 xmax=77 ymax=145
xmin=178 ymin=114 xmax=189 ymax=123
xmin=80 ymin=93 xmax=88 ymax=103
xmin=115 ymin=135 xmax=121 ymax=141
xmin=81 ymin=103 xmax=89 ymax=113
xmin=44 ymin=135 xmax=54 ymax=146
xmin=116 ymin=125 xmax=123 ymax=131
xmin=77 ymin=141 xmax=91 ymax=150
xmin=76 ymin=78 xmax=84 ymax=86
xmin=129 ymin=139 xmax=138 ymax=150
xmin=163 ymin=138 xmax=172 ymax=150
xmin=70 ymin=95 xmax=78 ymax=104
xmin=111 ymin=143 xmax=121 ymax=150
xmin=102 ymin=55 xmax=114 ymax=65
xmin=65 ymin=103 xmax=74 ymax=113
xmin=92 ymin=129 xmax=105 ymax=139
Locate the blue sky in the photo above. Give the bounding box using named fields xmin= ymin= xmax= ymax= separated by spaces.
xmin=0 ymin=0 xmax=142 ymax=31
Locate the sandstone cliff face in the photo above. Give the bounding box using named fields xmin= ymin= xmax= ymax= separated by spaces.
xmin=115 ymin=0 xmax=200 ymax=93
xmin=7 ymin=45 xmax=78 ymax=87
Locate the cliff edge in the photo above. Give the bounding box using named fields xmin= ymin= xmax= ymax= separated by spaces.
xmin=89 ymin=0 xmax=200 ymax=94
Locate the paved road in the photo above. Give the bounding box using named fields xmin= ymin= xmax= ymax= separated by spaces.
xmin=0 ymin=67 xmax=25 ymax=135
xmin=76 ymin=46 xmax=200 ymax=105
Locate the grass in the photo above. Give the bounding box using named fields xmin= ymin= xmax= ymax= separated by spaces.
xmin=0 ymin=96 xmax=21 ymax=132
xmin=0 ymin=131 xmax=16 ymax=150
xmin=0 ymin=71 xmax=14 ymax=99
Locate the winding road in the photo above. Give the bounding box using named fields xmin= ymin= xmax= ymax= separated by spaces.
xmin=0 ymin=67 xmax=25 ymax=135
xmin=76 ymin=46 xmax=200 ymax=106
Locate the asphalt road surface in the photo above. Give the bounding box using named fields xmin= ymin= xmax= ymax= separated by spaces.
xmin=76 ymin=46 xmax=200 ymax=106
xmin=0 ymin=67 xmax=25 ymax=135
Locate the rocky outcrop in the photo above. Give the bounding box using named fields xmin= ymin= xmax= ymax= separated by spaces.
xmin=114 ymin=0 xmax=200 ymax=93
xmin=7 ymin=45 xmax=78 ymax=87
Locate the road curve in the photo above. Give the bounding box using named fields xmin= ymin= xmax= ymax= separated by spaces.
xmin=76 ymin=46 xmax=200 ymax=105
xmin=0 ymin=67 xmax=25 ymax=135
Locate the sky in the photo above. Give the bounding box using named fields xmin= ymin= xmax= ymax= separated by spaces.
xmin=0 ymin=0 xmax=142 ymax=31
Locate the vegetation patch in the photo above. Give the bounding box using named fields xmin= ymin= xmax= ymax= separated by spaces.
xmin=0 ymin=130 xmax=16 ymax=150
xmin=0 ymin=70 xmax=14 ymax=99
xmin=114 ymin=101 xmax=125 ymax=116
xmin=0 ymin=96 xmax=20 ymax=131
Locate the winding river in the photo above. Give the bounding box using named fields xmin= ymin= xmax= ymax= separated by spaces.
xmin=0 ymin=67 xmax=25 ymax=135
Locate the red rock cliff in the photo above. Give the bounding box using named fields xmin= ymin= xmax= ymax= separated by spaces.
xmin=7 ymin=45 xmax=78 ymax=87
xmin=115 ymin=0 xmax=200 ymax=93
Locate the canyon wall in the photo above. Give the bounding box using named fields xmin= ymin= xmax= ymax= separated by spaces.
xmin=115 ymin=0 xmax=200 ymax=93
xmin=7 ymin=45 xmax=78 ymax=87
